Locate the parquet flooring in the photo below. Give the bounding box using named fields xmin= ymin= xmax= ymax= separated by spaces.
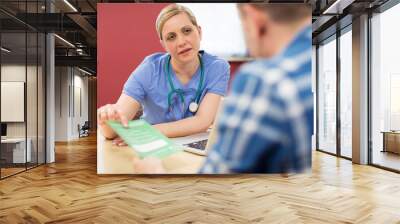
xmin=1 ymin=134 xmax=400 ymax=223
xmin=1 ymin=167 xmax=25 ymax=178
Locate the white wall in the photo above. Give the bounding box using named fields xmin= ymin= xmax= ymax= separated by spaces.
xmin=1 ymin=63 xmax=46 ymax=163
xmin=1 ymin=65 xmax=26 ymax=140
xmin=54 ymin=67 xmax=89 ymax=141
xmin=55 ymin=67 xmax=68 ymax=141
xmin=1 ymin=65 xmax=25 ymax=129
xmin=74 ymin=73 xmax=89 ymax=122
xmin=1 ymin=65 xmax=38 ymax=138
xmin=1 ymin=82 xmax=25 ymax=122
xmin=72 ymin=72 xmax=89 ymax=138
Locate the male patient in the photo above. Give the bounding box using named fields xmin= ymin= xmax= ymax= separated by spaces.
xmin=134 ymin=3 xmax=313 ymax=174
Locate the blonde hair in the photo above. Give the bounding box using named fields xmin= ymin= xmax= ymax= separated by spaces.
xmin=156 ymin=4 xmax=198 ymax=40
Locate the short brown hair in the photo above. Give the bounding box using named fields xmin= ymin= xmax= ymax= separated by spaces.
xmin=156 ymin=4 xmax=198 ymax=40
xmin=244 ymin=3 xmax=311 ymax=23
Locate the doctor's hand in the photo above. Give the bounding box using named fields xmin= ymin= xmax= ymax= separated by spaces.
xmin=112 ymin=137 xmax=128 ymax=147
xmin=132 ymin=157 xmax=166 ymax=174
xmin=97 ymin=104 xmax=129 ymax=127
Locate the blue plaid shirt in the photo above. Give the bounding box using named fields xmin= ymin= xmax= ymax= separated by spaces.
xmin=199 ymin=25 xmax=313 ymax=173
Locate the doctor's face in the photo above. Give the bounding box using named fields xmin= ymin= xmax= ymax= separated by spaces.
xmin=161 ymin=12 xmax=202 ymax=64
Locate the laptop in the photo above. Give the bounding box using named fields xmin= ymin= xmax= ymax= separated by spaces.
xmin=183 ymin=124 xmax=219 ymax=155
xmin=173 ymin=100 xmax=223 ymax=156
xmin=1 ymin=123 xmax=7 ymax=140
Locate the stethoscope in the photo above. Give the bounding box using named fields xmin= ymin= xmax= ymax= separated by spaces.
xmin=165 ymin=53 xmax=204 ymax=114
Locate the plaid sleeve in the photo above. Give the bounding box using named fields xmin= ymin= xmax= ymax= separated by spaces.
xmin=199 ymin=64 xmax=288 ymax=174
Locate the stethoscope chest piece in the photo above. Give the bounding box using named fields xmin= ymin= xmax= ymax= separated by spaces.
xmin=189 ymin=102 xmax=199 ymax=113
xmin=165 ymin=53 xmax=204 ymax=115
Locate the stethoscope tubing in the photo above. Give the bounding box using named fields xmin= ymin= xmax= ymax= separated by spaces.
xmin=165 ymin=53 xmax=204 ymax=114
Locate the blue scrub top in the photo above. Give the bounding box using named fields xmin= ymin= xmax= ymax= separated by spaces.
xmin=123 ymin=51 xmax=230 ymax=125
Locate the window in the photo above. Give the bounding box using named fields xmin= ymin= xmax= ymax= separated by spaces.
xmin=371 ymin=3 xmax=400 ymax=171
xmin=317 ymin=36 xmax=337 ymax=154
xmin=339 ymin=28 xmax=352 ymax=158
xmin=0 ymin=1 xmax=47 ymax=179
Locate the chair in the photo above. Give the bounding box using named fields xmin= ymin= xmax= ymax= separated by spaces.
xmin=79 ymin=121 xmax=90 ymax=138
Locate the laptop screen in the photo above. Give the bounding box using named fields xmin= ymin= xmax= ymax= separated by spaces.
xmin=185 ymin=139 xmax=208 ymax=150
xmin=1 ymin=123 xmax=7 ymax=137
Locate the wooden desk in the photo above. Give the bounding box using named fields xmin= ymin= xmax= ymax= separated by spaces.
xmin=97 ymin=132 xmax=206 ymax=174
xmin=1 ymin=138 xmax=32 ymax=163
xmin=382 ymin=131 xmax=400 ymax=154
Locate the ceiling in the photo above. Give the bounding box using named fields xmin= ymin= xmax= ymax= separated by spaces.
xmin=0 ymin=0 xmax=394 ymax=76
xmin=0 ymin=0 xmax=97 ymax=74
xmin=311 ymin=0 xmax=390 ymax=44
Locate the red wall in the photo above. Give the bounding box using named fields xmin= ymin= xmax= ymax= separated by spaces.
xmin=97 ymin=3 xmax=168 ymax=107
xmin=229 ymin=61 xmax=243 ymax=87
xmin=97 ymin=3 xmax=246 ymax=107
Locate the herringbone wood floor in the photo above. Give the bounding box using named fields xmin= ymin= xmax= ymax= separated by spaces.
xmin=1 ymin=134 xmax=400 ymax=223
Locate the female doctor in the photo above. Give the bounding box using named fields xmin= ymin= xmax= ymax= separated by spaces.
xmin=98 ymin=4 xmax=230 ymax=141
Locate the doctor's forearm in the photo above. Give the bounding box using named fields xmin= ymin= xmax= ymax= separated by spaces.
xmin=100 ymin=124 xmax=117 ymax=140
xmin=154 ymin=116 xmax=211 ymax=138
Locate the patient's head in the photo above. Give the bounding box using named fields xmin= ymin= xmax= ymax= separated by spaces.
xmin=238 ymin=3 xmax=311 ymax=58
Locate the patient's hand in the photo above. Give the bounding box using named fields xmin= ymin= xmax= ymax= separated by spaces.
xmin=112 ymin=137 xmax=127 ymax=147
xmin=133 ymin=157 xmax=165 ymax=174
